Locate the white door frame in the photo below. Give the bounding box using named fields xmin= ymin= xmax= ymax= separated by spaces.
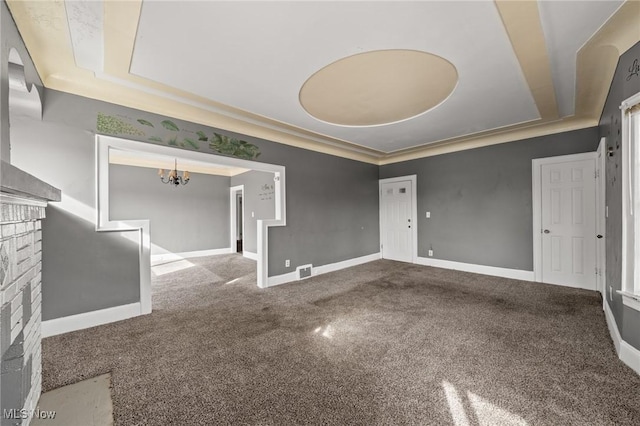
xmin=229 ymin=185 xmax=245 ymax=254
xmin=97 ymin=134 xmax=287 ymax=314
xmin=532 ymin=151 xmax=597 ymax=283
xmin=596 ymin=138 xmax=607 ymax=302
xmin=379 ymin=175 xmax=418 ymax=263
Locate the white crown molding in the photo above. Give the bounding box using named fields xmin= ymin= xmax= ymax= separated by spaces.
xmin=7 ymin=0 xmax=638 ymax=165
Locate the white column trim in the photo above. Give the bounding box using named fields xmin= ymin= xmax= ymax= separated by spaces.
xmin=95 ymin=135 xmax=287 ymax=319
xmin=229 ymin=185 xmax=244 ymax=253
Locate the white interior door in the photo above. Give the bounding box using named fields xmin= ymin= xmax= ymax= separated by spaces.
xmin=381 ymin=180 xmax=413 ymax=262
xmin=596 ymin=140 xmax=606 ymax=299
xmin=540 ymin=158 xmax=596 ymax=290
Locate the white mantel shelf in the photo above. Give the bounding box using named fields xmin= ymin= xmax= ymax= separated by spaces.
xmin=1 ymin=160 xmax=60 ymax=202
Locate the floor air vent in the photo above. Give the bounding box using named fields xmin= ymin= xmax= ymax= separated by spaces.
xmin=297 ymin=264 xmax=313 ymax=280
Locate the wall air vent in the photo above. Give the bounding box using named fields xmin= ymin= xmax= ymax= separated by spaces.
xmin=297 ymin=264 xmax=313 ymax=280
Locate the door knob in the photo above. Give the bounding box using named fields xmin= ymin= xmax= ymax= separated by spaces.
xmin=543 ymin=229 xmax=550 ymax=234
xmin=597 ymin=234 xmax=603 ymax=239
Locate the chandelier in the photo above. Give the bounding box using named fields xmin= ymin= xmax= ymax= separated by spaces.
xmin=158 ymin=159 xmax=190 ymax=187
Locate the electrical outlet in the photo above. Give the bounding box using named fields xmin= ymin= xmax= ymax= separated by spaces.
xmin=428 ymin=249 xmax=433 ymax=257
xmin=426 ymin=211 xmax=431 ymax=218
xmin=285 ymin=259 xmax=290 ymax=267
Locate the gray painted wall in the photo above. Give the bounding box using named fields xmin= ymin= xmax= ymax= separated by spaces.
xmin=110 ymin=164 xmax=230 ymax=254
xmin=2 ymin=0 xmax=138 ymax=321
xmin=257 ymin=145 xmax=380 ymax=276
xmin=38 ymin=88 xmax=380 ymax=280
xmin=599 ymin=41 xmax=640 ymax=350
xmin=43 ymin=88 xmax=380 ymax=282
xmin=6 ymin=86 xmax=379 ymax=318
xmin=41 ymin=207 xmax=140 ymax=320
xmin=230 ymin=170 xmax=276 ymax=254
xmin=380 ymin=127 xmax=600 ymax=271
xmin=10 ymin=117 xmax=140 ymax=320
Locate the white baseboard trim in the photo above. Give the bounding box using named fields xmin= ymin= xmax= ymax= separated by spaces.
xmin=267 ymin=271 xmax=298 ymax=287
xmin=42 ymin=302 xmax=141 ymax=338
xmin=151 ymin=248 xmax=233 ymax=265
xmin=416 ymin=257 xmax=535 ymax=281
xmin=266 ymin=252 xmax=381 ymax=288
xmin=243 ymin=251 xmax=258 ymax=261
xmin=604 ymin=300 xmax=640 ymax=375
xmin=313 ymin=252 xmax=381 ymax=276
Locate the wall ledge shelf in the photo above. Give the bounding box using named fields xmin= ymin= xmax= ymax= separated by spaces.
xmin=618 ymin=290 xmax=640 ymax=312
xmin=1 ymin=160 xmax=60 ymax=202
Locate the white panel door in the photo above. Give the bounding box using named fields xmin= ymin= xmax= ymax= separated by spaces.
xmin=596 ymin=141 xmax=606 ymax=298
xmin=381 ymin=180 xmax=413 ymax=262
xmin=541 ymin=159 xmax=596 ymax=290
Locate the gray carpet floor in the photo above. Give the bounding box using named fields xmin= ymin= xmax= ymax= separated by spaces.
xmin=42 ymin=255 xmax=640 ymax=425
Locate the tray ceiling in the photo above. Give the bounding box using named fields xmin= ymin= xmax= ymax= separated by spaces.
xmin=7 ymin=0 xmax=638 ymax=164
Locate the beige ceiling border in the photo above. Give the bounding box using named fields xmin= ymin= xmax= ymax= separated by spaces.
xmin=379 ymin=117 xmax=596 ymax=165
xmin=101 ymin=1 xmax=382 ymax=160
xmin=7 ymin=0 xmax=78 ymax=83
xmin=495 ymin=0 xmax=558 ymax=120
xmin=575 ymin=0 xmax=640 ymax=118
xmin=494 ymin=0 xmax=559 ymax=121
xmin=381 ymin=0 xmax=638 ymax=165
xmin=46 ymin=70 xmax=382 ymax=164
xmin=8 ymin=0 xmax=383 ymax=164
xmin=7 ymin=0 xmax=639 ymax=167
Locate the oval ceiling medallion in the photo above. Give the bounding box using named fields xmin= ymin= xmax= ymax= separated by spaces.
xmin=299 ymin=49 xmax=458 ymax=127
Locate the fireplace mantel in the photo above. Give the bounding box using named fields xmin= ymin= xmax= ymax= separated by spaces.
xmin=1 ymin=160 xmax=59 ymax=425
xmin=1 ymin=161 xmax=60 ymax=203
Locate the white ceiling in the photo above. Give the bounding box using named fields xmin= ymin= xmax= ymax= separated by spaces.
xmin=131 ymin=1 xmax=542 ymax=152
xmin=538 ymin=0 xmax=624 ymax=118
xmin=7 ymin=0 xmax=635 ymax=163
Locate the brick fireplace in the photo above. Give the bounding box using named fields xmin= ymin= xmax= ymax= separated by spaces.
xmin=0 ymin=161 xmax=59 ymax=425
